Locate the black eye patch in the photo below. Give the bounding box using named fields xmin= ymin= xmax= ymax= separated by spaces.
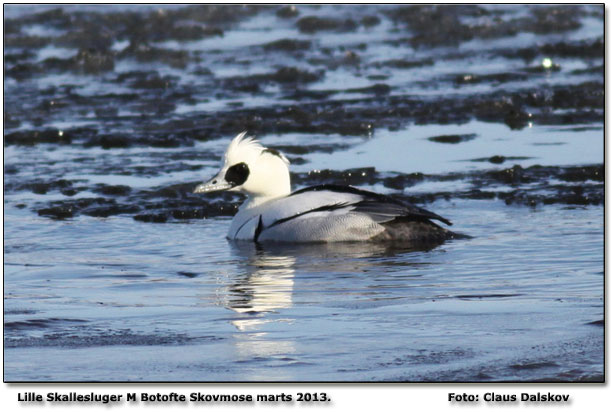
xmin=225 ymin=162 xmax=250 ymax=186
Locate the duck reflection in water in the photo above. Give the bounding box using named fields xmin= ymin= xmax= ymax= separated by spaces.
xmin=227 ymin=244 xmax=297 ymax=332
xmin=225 ymin=241 xmax=443 ymax=331
xmin=221 ymin=241 xmax=447 ymax=377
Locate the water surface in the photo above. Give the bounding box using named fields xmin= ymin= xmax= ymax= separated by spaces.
xmin=3 ymin=4 xmax=603 ymax=382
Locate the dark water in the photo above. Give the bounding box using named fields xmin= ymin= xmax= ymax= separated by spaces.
xmin=3 ymin=4 xmax=603 ymax=382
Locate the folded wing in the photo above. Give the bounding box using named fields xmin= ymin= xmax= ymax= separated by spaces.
xmin=251 ymin=185 xmax=451 ymax=242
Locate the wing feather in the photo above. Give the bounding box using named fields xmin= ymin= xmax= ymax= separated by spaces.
xmin=285 ymin=185 xmax=452 ymax=226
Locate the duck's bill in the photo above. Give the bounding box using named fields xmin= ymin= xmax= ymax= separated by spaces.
xmin=193 ymin=176 xmax=233 ymax=193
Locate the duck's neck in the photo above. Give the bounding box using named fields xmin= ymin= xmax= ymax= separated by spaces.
xmin=242 ymin=176 xmax=291 ymax=209
xmin=241 ymin=192 xmax=289 ymax=210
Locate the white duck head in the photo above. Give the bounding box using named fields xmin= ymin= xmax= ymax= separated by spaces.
xmin=194 ymin=132 xmax=291 ymax=207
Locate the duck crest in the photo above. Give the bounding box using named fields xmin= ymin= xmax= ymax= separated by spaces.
xmin=224 ymin=132 xmax=263 ymax=164
xmin=226 ymin=132 xmax=290 ymax=165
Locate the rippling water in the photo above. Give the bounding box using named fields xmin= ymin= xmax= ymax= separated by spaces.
xmin=4 ymin=198 xmax=603 ymax=381
xmin=3 ymin=4 xmax=603 ymax=381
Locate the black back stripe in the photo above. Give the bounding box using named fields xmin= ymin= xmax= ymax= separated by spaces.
xmin=288 ymin=184 xmax=451 ymax=226
xmin=289 ymin=184 xmax=404 ymax=205
xmin=290 ymin=184 xmax=372 ymax=197
xmin=267 ymin=202 xmax=350 ymax=229
xmin=254 ymin=215 xmax=264 ymax=242
xmin=234 ymin=215 xmax=257 ymax=239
